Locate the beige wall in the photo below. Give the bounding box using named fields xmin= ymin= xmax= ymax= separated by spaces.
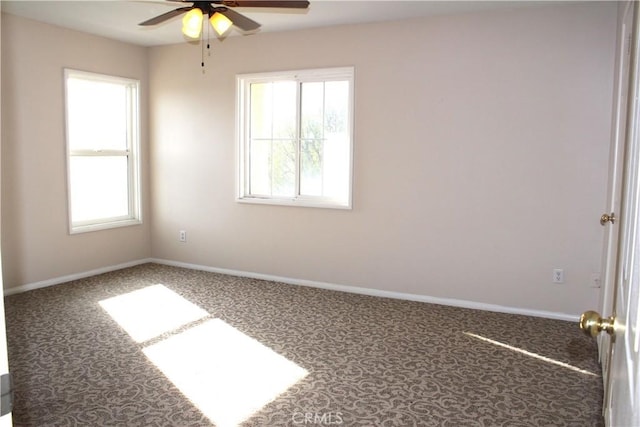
xmin=1 ymin=13 xmax=152 ymax=289
xmin=150 ymin=2 xmax=616 ymax=316
xmin=0 ymin=3 xmax=617 ymax=317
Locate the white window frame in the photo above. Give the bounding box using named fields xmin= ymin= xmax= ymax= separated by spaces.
xmin=64 ymin=69 xmax=142 ymax=234
xmin=236 ymin=67 xmax=354 ymax=209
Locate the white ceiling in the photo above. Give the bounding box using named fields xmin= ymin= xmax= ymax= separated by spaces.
xmin=1 ymin=0 xmax=571 ymax=47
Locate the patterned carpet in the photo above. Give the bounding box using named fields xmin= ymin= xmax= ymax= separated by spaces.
xmin=5 ymin=263 xmax=603 ymax=426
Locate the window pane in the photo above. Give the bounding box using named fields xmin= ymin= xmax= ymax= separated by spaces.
xmin=249 ymin=139 xmax=296 ymax=198
xmin=70 ymin=156 xmax=129 ymax=223
xmin=67 ymin=78 xmax=129 ymax=151
xmin=301 ymin=82 xmax=324 ymax=140
xmin=272 ymin=81 xmax=297 ymax=140
xmin=250 ymin=83 xmax=273 ymax=140
xmin=325 ymin=81 xmax=349 ymax=135
xmin=300 ymin=80 xmax=350 ymax=200
xmin=271 ymin=139 xmax=296 ymax=197
xmin=249 ymin=81 xmax=297 ymax=198
xmin=250 ymin=81 xmax=296 ymax=141
xmin=249 ymin=139 xmax=271 ymax=196
xmin=300 ymin=139 xmax=323 ymax=196
xmin=323 ymin=81 xmax=350 ymax=202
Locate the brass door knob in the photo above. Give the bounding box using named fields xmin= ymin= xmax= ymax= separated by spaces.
xmin=600 ymin=212 xmax=616 ymax=225
xmin=580 ymin=310 xmax=615 ymax=337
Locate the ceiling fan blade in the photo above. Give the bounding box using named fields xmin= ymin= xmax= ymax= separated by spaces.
xmin=217 ymin=8 xmax=261 ymax=32
xmin=221 ymin=1 xmax=309 ymax=8
xmin=139 ymin=6 xmax=193 ymax=26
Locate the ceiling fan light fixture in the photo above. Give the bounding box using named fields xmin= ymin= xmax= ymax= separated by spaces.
xmin=210 ymin=12 xmax=233 ymax=36
xmin=182 ymin=8 xmax=203 ymax=39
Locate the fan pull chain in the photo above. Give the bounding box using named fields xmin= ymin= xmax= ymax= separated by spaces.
xmin=201 ymin=20 xmax=212 ymax=74
xmin=201 ymin=30 xmax=205 ymax=73
xmin=207 ymin=23 xmax=211 ymax=57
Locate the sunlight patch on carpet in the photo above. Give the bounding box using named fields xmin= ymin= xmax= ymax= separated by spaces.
xmin=464 ymin=332 xmax=599 ymax=377
xmin=143 ymin=319 xmax=308 ymax=427
xmin=99 ymin=284 xmax=209 ymax=343
xmin=100 ymin=284 xmax=308 ymax=426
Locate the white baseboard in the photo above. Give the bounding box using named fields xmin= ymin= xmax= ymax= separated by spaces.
xmin=3 ymin=258 xmax=154 ymax=296
xmin=3 ymin=257 xmax=579 ymax=322
xmin=149 ymin=258 xmax=579 ymax=322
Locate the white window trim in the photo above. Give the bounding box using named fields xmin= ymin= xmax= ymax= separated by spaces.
xmin=64 ymin=68 xmax=142 ymax=234
xmin=236 ymin=67 xmax=354 ymax=209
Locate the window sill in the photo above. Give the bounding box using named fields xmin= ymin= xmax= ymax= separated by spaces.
xmin=70 ymin=218 xmax=142 ymax=235
xmin=236 ymin=196 xmax=351 ymax=210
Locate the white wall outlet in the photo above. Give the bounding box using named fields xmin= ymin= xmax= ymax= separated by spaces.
xmin=590 ymin=272 xmax=602 ymax=288
xmin=179 ymin=230 xmax=187 ymax=242
xmin=553 ymin=268 xmax=564 ymax=283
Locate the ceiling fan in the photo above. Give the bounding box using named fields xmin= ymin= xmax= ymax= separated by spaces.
xmin=140 ymin=0 xmax=310 ymax=38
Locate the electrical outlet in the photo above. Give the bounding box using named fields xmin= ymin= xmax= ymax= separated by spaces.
xmin=553 ymin=268 xmax=564 ymax=283
xmin=590 ymin=272 xmax=601 ymax=288
xmin=179 ymin=230 xmax=187 ymax=242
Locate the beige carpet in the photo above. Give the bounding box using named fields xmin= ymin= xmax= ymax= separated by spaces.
xmin=5 ymin=263 xmax=603 ymax=426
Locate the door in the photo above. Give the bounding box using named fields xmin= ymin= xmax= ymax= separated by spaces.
xmin=581 ymin=2 xmax=640 ymax=426
xmin=598 ymin=0 xmax=634 ymax=369
xmin=0 ymin=13 xmax=12 ymax=427
xmin=606 ymin=2 xmax=640 ymax=421
xmin=0 ymin=267 xmax=11 ymax=427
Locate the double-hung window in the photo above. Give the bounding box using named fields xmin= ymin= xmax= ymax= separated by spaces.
xmin=237 ymin=67 xmax=354 ymax=209
xmin=64 ymin=69 xmax=141 ymax=233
